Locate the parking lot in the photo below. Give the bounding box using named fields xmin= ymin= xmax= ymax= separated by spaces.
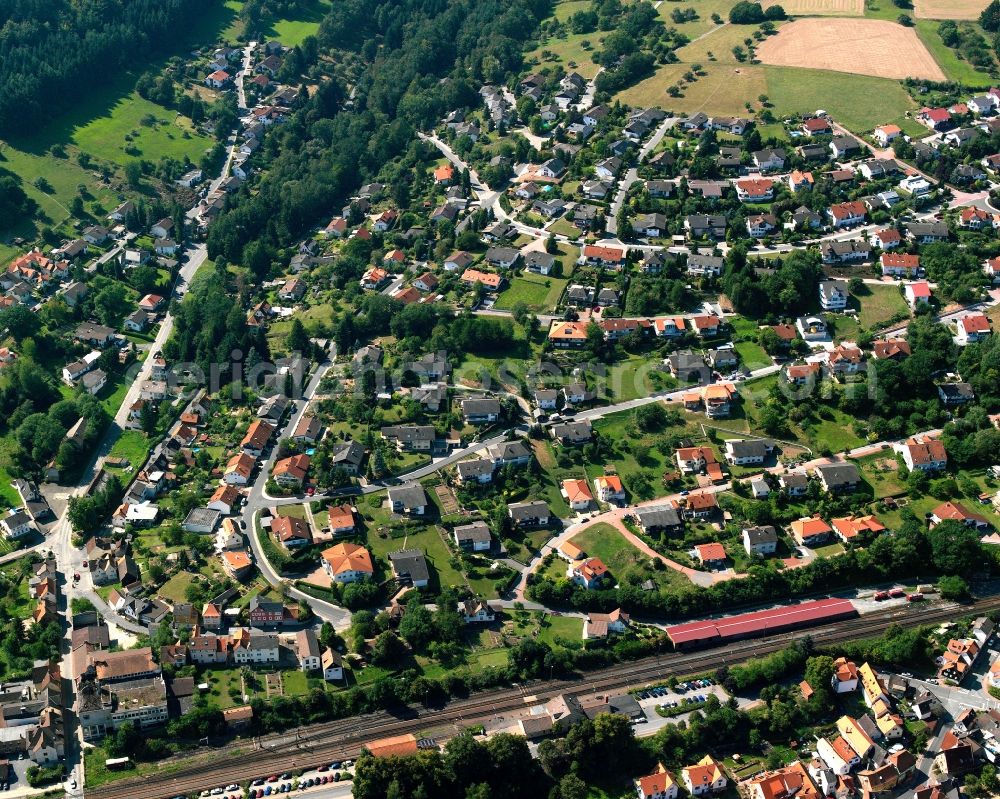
xmin=632 ymin=678 xmax=758 ymax=737
xmin=197 ymin=760 xmax=355 ymax=799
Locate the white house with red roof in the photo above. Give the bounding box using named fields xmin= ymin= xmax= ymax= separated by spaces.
xmin=880 ymin=253 xmax=921 ymax=277
xmin=959 ymin=206 xmax=994 ymax=230
xmin=957 ymin=312 xmax=992 ymax=344
xmin=828 ymin=201 xmax=866 ymax=229
xmin=570 ymin=557 xmax=608 ymax=589
xmin=635 ymin=765 xmax=678 ymax=799
xmin=139 ymin=294 xmax=165 ymax=312
xmin=904 ymin=281 xmax=932 ymax=309
xmin=581 ymin=244 xmax=625 ymax=269
xmin=593 ymin=475 xmax=625 ymax=503
xmin=735 ymin=178 xmax=774 ymax=202
xmin=917 ymin=107 xmax=951 ymax=130
xmin=872 ymin=228 xmax=902 ymax=249
xmin=205 ymin=70 xmax=231 ymax=89
xmin=985 ymin=256 xmax=1000 ymax=284
xmin=874 ymin=124 xmax=902 ymax=147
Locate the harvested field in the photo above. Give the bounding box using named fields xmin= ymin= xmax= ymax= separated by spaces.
xmin=782 ymin=0 xmax=863 ymax=14
xmin=755 ymin=18 xmax=946 ymax=80
xmin=914 ymin=0 xmax=989 ymax=18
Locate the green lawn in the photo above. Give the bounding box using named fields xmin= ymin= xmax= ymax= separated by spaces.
xmin=616 ymin=35 xmax=921 ymax=135
xmin=367 ymin=524 xmax=468 ymax=593
xmin=807 ymin=416 xmax=866 ymax=453
xmin=765 ymin=66 xmax=918 ymax=133
xmin=554 ymin=0 xmax=592 ymax=21
xmin=526 ymin=31 xmax=602 ymax=78
xmin=70 ymin=91 xmax=214 ymax=167
xmin=572 ymin=524 xmax=641 ymax=570
xmin=828 ymin=312 xmax=861 ymax=343
xmin=571 ymin=522 xmax=687 ymax=589
xmin=0 ymin=462 xmax=21 ymax=509
xmin=854 ymin=284 xmax=909 ymax=330
xmin=864 ymin=0 xmax=910 ymax=20
xmin=106 ymin=430 xmax=151 ymax=470
xmin=854 ymin=452 xmax=908 ymax=499
xmin=85 ymin=746 xmax=176 ymax=789
xmin=0 ymin=143 xmax=119 ymax=234
xmin=158 ymin=571 xmax=197 ymax=603
xmin=280 ymin=669 xmax=312 ymax=696
xmin=548 ymin=217 xmax=583 ymax=239
xmin=520 ymin=613 xmax=583 ymax=646
xmin=733 ymin=341 xmax=772 ymax=370
xmin=265 ymin=0 xmax=332 ymax=46
xmin=98 ymin=374 xmax=132 ymax=416
xmin=619 ymin=63 xmax=770 ymax=118
xmin=496 ymin=274 xmax=568 ymax=312
xmin=914 ymin=20 xmax=994 ymax=87
xmin=657 ymin=0 xmax=737 ymax=37
xmin=589 ymin=408 xmax=695 ymax=498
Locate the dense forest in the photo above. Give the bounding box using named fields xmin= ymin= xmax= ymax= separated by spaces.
xmin=205 ymin=0 xmax=551 ymax=265
xmin=0 ymin=0 xmax=210 ymax=134
xmin=178 ymin=0 xmax=551 ymax=378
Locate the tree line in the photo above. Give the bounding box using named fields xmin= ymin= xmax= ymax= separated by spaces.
xmin=0 ymin=0 xmax=212 ymax=135
xmin=528 ymin=515 xmax=988 ymax=620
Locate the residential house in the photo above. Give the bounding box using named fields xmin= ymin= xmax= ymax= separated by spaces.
xmin=593 ymin=475 xmax=626 ymax=504
xmin=270 ymin=515 xmax=312 ymax=549
xmin=461 ymin=398 xmax=502 ymax=425
xmin=880 ymin=253 xmax=921 ymax=278
xmin=957 ymin=313 xmax=992 ymax=344
xmin=295 ymin=629 xmax=322 ymax=672
xmin=742 ymin=525 xmax=778 ymax=556
xmin=873 ymin=339 xmax=911 ymax=360
xmin=682 ymin=756 xmax=728 ymax=796
xmin=937 ymin=382 xmax=975 ymax=405
xmin=752 ymin=149 xmax=786 ymax=171
xmin=452 ymin=521 xmax=492 ymax=552
xmin=272 ymin=453 xmax=310 ymax=488
xmin=387 ymin=483 xmax=428 ymax=516
xmin=321 ymin=542 xmax=373 ymax=583
xmin=904 ymin=281 xmax=932 ymax=309
xmin=686 ymin=254 xmax=724 ymax=277
xmin=832 ymin=515 xmax=886 ymax=543
xmin=585 ymin=609 xmax=631 ymax=640
xmin=380 ymin=425 xmax=436 ymax=452
xmin=814 ymin=463 xmax=860 ymax=494
xmin=735 ymin=178 xmax=774 ymax=202
xmin=685 ymin=214 xmax=727 ymax=239
xmin=635 ymin=505 xmax=683 ymax=536
xmin=780 ymin=472 xmax=809 ymax=496
xmin=562 ymin=479 xmax=594 ymax=511
xmin=872 ymin=228 xmax=902 ymax=250
xmin=790 ymin=516 xmax=832 ymax=547
xmin=459 ymin=598 xmax=496 ymax=625
xmin=695 ymin=542 xmax=727 ymax=568
xmin=874 ymin=124 xmax=902 ymax=146
xmin=899 ymin=438 xmax=947 ymax=472
xmin=930 ymin=501 xmax=990 ymax=530
xmin=724 ymin=439 xmax=772 ymax=466
xmin=828 ymin=201 xmax=866 ymax=229
xmin=389 ymin=549 xmax=430 ymax=588
xmin=570 ymin=557 xmax=608 ymax=590
xmin=819 ymin=280 xmax=849 ymax=311
xmin=507 ymin=500 xmax=551 ymax=528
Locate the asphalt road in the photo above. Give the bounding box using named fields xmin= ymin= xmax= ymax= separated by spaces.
xmin=51 ymin=241 xmax=210 ymax=798
xmin=239 ymin=354 xmax=356 ymax=629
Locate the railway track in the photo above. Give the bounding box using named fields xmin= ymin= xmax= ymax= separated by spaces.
xmin=87 ymin=595 xmax=1000 ymax=799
